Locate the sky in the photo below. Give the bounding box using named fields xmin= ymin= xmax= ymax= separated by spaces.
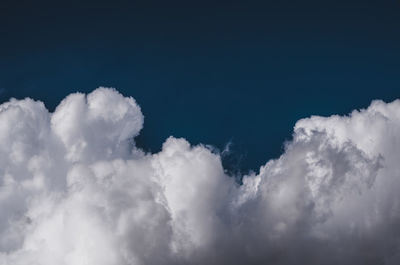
xmin=1 ymin=0 xmax=400 ymax=173
xmin=1 ymin=1 xmax=400 ymax=264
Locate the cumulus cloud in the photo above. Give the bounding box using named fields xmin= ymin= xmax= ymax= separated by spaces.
xmin=1 ymin=87 xmax=400 ymax=265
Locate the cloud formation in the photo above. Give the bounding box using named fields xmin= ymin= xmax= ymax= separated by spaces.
xmin=1 ymin=88 xmax=400 ymax=265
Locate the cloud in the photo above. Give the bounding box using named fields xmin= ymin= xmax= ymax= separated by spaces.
xmin=0 ymin=87 xmax=400 ymax=265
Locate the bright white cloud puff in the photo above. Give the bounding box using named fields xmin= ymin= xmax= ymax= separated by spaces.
xmin=0 ymin=87 xmax=400 ymax=265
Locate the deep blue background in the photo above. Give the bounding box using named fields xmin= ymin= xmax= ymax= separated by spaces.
xmin=1 ymin=0 xmax=399 ymax=173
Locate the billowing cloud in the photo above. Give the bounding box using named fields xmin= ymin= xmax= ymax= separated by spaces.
xmin=1 ymin=87 xmax=400 ymax=265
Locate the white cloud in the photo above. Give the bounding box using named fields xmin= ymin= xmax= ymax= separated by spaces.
xmin=0 ymin=88 xmax=400 ymax=264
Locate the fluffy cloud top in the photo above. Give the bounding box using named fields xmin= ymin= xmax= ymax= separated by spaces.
xmin=1 ymin=88 xmax=400 ymax=265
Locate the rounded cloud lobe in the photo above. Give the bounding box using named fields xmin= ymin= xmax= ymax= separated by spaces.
xmin=0 ymin=88 xmax=400 ymax=265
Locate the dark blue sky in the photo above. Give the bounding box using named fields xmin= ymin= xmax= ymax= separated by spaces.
xmin=1 ymin=0 xmax=399 ymax=173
